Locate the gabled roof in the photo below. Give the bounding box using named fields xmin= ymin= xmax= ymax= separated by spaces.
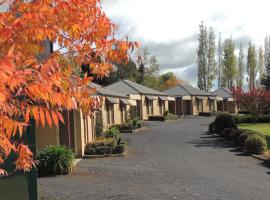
xmin=90 ymin=82 xmax=128 ymax=98
xmin=163 ymin=84 xmax=216 ymax=97
xmin=106 ymin=79 xmax=167 ymax=96
xmin=212 ymin=88 xmax=233 ymax=99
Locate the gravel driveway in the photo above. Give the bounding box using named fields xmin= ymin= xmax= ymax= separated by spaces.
xmin=39 ymin=116 xmax=270 ymax=200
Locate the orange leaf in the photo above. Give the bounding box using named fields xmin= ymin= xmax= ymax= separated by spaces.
xmin=51 ymin=111 xmax=59 ymax=126
xmin=56 ymin=111 xmax=64 ymax=124
xmin=24 ymin=107 xmax=30 ymax=123
xmin=39 ymin=107 xmax=45 ymax=127
xmin=45 ymin=109 xmax=52 ymax=127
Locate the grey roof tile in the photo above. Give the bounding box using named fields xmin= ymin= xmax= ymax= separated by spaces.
xmin=163 ymin=84 xmax=215 ymax=97
xmin=90 ymin=82 xmax=128 ymax=98
xmin=212 ymin=88 xmax=233 ymax=98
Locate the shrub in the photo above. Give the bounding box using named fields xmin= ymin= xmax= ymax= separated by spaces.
xmin=103 ymin=127 xmax=120 ymax=138
xmin=214 ymin=114 xmax=236 ymax=132
xmin=208 ymin=122 xmax=215 ymax=134
xmin=236 ymin=130 xmax=262 ymax=147
xmin=37 ymin=145 xmax=74 ymax=177
xmin=131 ymin=117 xmax=140 ymax=128
xmin=220 ymin=128 xmax=234 ymax=139
xmin=228 ymin=129 xmax=243 ymax=143
xmin=245 ymin=134 xmax=267 ymax=154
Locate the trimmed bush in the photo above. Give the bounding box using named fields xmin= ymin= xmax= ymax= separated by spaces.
xmin=236 ymin=130 xmax=261 ymax=147
xmin=245 ymin=134 xmax=267 ymax=154
xmin=228 ymin=129 xmax=243 ymax=143
xmin=37 ymin=145 xmax=75 ymax=177
xmin=214 ymin=114 xmax=236 ymax=132
xmin=220 ymin=128 xmax=234 ymax=139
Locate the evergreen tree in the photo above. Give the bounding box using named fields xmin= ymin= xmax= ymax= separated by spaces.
xmin=222 ymin=37 xmax=237 ymax=89
xmin=217 ymin=33 xmax=223 ymax=88
xmin=206 ymin=27 xmax=217 ymax=91
xmin=237 ymin=44 xmax=244 ymax=88
xmin=197 ymin=22 xmax=208 ymax=90
xmin=261 ymin=36 xmax=270 ymax=89
xmin=247 ymin=41 xmax=257 ymax=90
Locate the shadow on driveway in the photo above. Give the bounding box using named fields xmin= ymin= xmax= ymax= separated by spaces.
xmin=187 ymin=132 xmax=270 ymax=173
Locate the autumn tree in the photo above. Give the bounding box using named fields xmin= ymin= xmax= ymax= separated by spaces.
xmin=158 ymin=72 xmax=178 ymax=90
xmin=222 ymin=37 xmax=237 ymax=89
xmin=0 ymin=0 xmax=137 ymax=175
xmin=237 ymin=44 xmax=244 ymax=89
xmin=247 ymin=42 xmax=257 ymax=90
xmin=233 ymin=88 xmax=270 ymax=123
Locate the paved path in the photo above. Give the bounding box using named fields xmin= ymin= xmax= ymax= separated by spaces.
xmin=39 ymin=117 xmax=270 ymax=200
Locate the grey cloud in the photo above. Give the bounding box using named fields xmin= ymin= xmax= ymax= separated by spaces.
xmin=234 ymin=34 xmax=252 ymax=49
xmin=143 ymin=34 xmax=198 ymax=71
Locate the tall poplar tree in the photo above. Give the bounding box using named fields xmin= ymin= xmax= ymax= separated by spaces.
xmin=258 ymin=46 xmax=264 ymax=82
xmin=222 ymin=37 xmax=237 ymax=89
xmin=217 ymin=33 xmax=223 ymax=88
xmin=247 ymin=42 xmax=257 ymax=90
xmin=206 ymin=27 xmax=217 ymax=91
xmin=237 ymin=44 xmax=244 ymax=89
xmin=262 ymin=36 xmax=270 ymax=89
xmin=197 ymin=22 xmax=208 ymax=90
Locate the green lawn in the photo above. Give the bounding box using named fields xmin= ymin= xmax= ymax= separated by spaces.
xmin=238 ymin=123 xmax=270 ymax=148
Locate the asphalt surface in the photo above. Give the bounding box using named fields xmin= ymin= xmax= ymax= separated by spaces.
xmin=38 ymin=116 xmax=270 ymax=200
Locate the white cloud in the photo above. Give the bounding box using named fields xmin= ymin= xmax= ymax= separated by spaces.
xmin=102 ymin=0 xmax=270 ymax=86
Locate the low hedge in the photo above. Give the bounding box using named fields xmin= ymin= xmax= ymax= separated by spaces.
xmin=37 ymin=145 xmax=75 ymax=177
xmin=208 ymin=122 xmax=215 ymax=134
xmin=233 ymin=114 xmax=270 ymax=124
xmin=199 ymin=112 xmax=212 ymax=117
xmin=148 ymin=115 xmax=165 ymax=121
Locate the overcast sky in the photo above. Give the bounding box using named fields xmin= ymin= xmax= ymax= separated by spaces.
xmin=102 ymin=0 xmax=270 ymax=86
